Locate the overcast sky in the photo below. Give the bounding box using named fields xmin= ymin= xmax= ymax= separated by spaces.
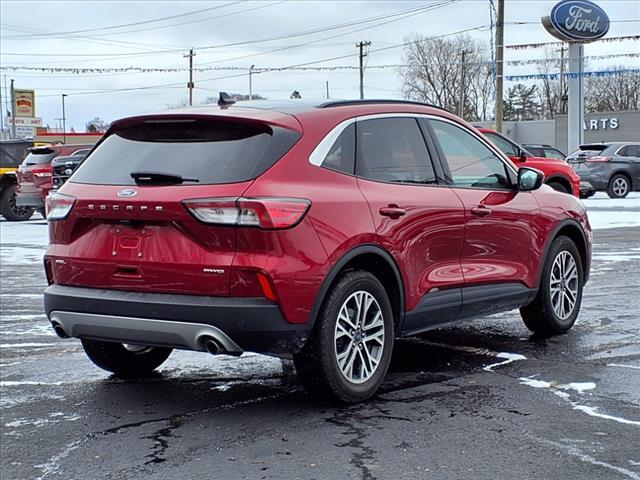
xmin=1 ymin=0 xmax=638 ymax=130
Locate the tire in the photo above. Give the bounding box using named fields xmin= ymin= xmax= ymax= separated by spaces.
xmin=293 ymin=270 xmax=394 ymax=404
xmin=520 ymin=236 xmax=583 ymax=336
xmin=580 ymin=191 xmax=595 ymax=199
xmin=81 ymin=339 xmax=172 ymax=377
xmin=607 ymin=174 xmax=630 ymax=199
xmin=0 ymin=184 xmax=34 ymax=221
xmin=547 ymin=181 xmax=568 ymax=194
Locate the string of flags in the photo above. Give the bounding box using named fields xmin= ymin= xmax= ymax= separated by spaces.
xmin=506 ymin=34 xmax=640 ymax=50
xmin=1 ymin=52 xmax=639 ymax=74
xmin=505 ymin=68 xmax=640 ymax=81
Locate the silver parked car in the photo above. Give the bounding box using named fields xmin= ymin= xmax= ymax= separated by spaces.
xmin=567 ymin=142 xmax=640 ymax=198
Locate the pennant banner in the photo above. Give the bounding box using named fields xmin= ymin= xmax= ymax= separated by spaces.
xmin=505 ymin=68 xmax=640 ymax=81
xmin=506 ymin=34 xmax=640 ymax=50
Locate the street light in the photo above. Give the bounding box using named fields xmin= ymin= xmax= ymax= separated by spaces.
xmin=61 ymin=94 xmax=67 ymax=144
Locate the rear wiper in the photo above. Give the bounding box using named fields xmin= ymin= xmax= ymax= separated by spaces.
xmin=130 ymin=171 xmax=199 ymax=184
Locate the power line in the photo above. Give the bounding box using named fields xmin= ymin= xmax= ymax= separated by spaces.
xmin=0 ymin=2 xmax=243 ymax=38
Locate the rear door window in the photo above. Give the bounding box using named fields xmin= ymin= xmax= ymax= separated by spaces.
xmin=320 ymin=123 xmax=355 ymax=174
xmin=355 ymin=118 xmax=437 ymax=185
xmin=71 ymin=119 xmax=300 ymax=186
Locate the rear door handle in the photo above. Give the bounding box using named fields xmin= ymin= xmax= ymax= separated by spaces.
xmin=379 ymin=205 xmax=406 ymax=219
xmin=470 ymin=205 xmax=492 ymax=217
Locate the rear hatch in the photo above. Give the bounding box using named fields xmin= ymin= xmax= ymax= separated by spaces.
xmin=566 ymin=144 xmax=610 ymax=165
xmin=48 ymin=115 xmax=300 ymax=296
xmin=17 ymin=147 xmax=59 ymax=189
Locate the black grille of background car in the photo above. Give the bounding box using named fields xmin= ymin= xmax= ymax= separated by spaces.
xmin=52 ymin=157 xmax=84 ymax=189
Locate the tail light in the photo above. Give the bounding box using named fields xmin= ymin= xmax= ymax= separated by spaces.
xmin=46 ymin=192 xmax=76 ymax=220
xmin=32 ymin=165 xmax=53 ymax=177
xmin=183 ymin=197 xmax=311 ymax=229
xmin=587 ymin=156 xmax=610 ymax=162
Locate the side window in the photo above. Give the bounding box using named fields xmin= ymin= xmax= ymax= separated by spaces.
xmin=356 ymin=118 xmax=436 ymax=184
xmin=630 ymin=145 xmax=640 ymax=157
xmin=484 ymin=132 xmax=518 ymax=156
xmin=320 ymin=124 xmax=355 ymax=174
xmin=618 ymin=146 xmax=630 ymax=157
xmin=430 ymin=120 xmax=512 ymax=190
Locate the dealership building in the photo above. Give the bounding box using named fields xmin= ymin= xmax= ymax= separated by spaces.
xmin=478 ymin=109 xmax=640 ymax=154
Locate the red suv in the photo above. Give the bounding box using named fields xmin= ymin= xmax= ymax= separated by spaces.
xmin=16 ymin=144 xmax=93 ymax=213
xmin=44 ymin=98 xmax=591 ymax=403
xmin=477 ymin=128 xmax=583 ymax=197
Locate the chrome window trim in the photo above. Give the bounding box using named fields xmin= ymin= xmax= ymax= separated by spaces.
xmin=308 ymin=113 xmax=517 ymax=176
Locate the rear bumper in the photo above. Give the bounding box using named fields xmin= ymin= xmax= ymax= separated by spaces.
xmin=15 ymin=191 xmax=44 ymax=208
xmin=44 ymin=284 xmax=310 ymax=356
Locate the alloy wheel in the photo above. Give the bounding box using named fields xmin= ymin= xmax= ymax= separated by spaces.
xmin=334 ymin=290 xmax=385 ymax=384
xmin=612 ymin=177 xmax=628 ymax=197
xmin=549 ymin=251 xmax=579 ymax=320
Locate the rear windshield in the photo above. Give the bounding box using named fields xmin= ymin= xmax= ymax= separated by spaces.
xmin=23 ymin=149 xmax=58 ymax=166
xmin=570 ymin=144 xmax=610 ymax=158
xmin=71 ymin=119 xmax=300 ymax=186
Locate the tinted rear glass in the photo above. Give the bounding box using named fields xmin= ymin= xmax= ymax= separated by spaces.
xmin=71 ymin=119 xmax=300 ymax=186
xmin=23 ymin=149 xmax=58 ymax=165
xmin=570 ymin=144 xmax=610 ymax=158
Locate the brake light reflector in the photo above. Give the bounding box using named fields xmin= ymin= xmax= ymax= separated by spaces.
xmin=183 ymin=197 xmax=311 ymax=229
xmin=256 ymin=271 xmax=278 ymax=301
xmin=587 ymin=156 xmax=610 ymax=162
xmin=31 ymin=165 xmax=53 ymax=177
xmin=46 ymin=192 xmax=76 ymax=220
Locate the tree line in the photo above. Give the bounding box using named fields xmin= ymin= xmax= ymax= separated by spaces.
xmin=400 ymin=33 xmax=640 ymax=122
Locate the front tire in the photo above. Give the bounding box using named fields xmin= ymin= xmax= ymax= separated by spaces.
xmin=520 ymin=236 xmax=583 ymax=336
xmin=0 ymin=184 xmax=34 ymax=221
xmin=294 ymin=271 xmax=394 ymax=404
xmin=547 ymin=181 xmax=568 ymax=194
xmin=607 ymin=174 xmax=630 ymax=199
xmin=81 ymin=339 xmax=172 ymax=377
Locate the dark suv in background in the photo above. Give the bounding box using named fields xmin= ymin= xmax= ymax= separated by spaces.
xmin=522 ymin=144 xmax=566 ymax=160
xmin=44 ymin=98 xmax=591 ymax=403
xmin=16 ymin=144 xmax=93 ymax=213
xmin=567 ymin=143 xmax=640 ymax=198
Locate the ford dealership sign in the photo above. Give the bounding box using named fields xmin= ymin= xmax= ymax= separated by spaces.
xmin=542 ymin=0 xmax=609 ymax=42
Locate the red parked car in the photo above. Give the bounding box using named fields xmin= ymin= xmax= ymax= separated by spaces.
xmin=476 ymin=127 xmax=583 ymax=197
xmin=16 ymin=144 xmax=93 ymax=214
xmin=44 ymin=98 xmax=591 ymax=403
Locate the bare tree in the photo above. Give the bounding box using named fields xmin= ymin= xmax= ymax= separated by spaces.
xmin=399 ymin=33 xmax=494 ymax=121
xmin=535 ymin=47 xmax=568 ymax=120
xmin=585 ymin=68 xmax=640 ymax=112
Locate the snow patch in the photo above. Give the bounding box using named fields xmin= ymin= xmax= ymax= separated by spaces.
xmin=483 ymin=352 xmax=527 ymax=371
xmin=573 ymin=405 xmax=640 ymax=426
xmin=559 ymin=382 xmax=596 ymax=393
xmin=519 ymin=377 xmax=552 ymax=389
xmin=607 ymin=363 xmax=640 ymax=371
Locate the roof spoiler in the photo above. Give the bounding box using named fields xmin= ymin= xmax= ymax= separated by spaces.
xmin=218 ymin=92 xmax=236 ymax=108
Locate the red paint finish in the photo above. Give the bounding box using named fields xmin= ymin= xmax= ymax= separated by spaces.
xmin=477 ymin=128 xmax=581 ymax=197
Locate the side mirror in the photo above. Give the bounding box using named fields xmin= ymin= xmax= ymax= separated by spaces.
xmin=518 ymin=167 xmax=544 ymax=191
xmin=518 ymin=148 xmax=528 ymax=162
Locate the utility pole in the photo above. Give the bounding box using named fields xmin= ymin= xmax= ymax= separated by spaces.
xmin=326 ymin=80 xmax=330 ymax=99
xmin=61 ymin=94 xmax=67 ymax=144
xmin=10 ymin=79 xmax=16 ymax=138
xmin=494 ymin=0 xmax=505 ymax=133
xmin=249 ymin=65 xmax=255 ymax=101
xmin=356 ymin=41 xmax=371 ymax=100
xmin=184 ymin=48 xmax=195 ymax=106
xmin=458 ymin=50 xmax=470 ymax=118
xmin=558 ymin=46 xmax=566 ymax=114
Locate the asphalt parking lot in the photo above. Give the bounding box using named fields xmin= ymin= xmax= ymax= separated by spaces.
xmin=1 ymin=194 xmax=639 ymax=480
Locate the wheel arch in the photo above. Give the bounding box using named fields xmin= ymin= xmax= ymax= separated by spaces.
xmin=0 ymin=173 xmax=18 ymax=188
xmin=539 ymin=219 xmax=590 ymax=287
xmin=309 ymin=245 xmax=405 ymax=331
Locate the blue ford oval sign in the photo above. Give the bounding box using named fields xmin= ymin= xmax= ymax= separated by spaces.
xmin=542 ymin=0 xmax=609 ymax=42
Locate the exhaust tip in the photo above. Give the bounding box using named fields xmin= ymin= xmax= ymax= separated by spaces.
xmin=52 ymin=322 xmax=68 ymax=339
xmin=204 ymin=338 xmax=223 ymax=355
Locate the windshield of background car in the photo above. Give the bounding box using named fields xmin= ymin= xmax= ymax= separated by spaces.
xmin=22 ymin=148 xmax=58 ymax=166
xmin=70 ymin=119 xmax=300 ymax=186
xmin=570 ymin=144 xmax=610 ymax=158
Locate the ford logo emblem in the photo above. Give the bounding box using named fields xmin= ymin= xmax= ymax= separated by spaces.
xmin=542 ymin=0 xmax=610 ymax=42
xmin=117 ymin=189 xmax=138 ymax=197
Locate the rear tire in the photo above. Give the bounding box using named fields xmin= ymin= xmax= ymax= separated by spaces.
xmin=81 ymin=339 xmax=172 ymax=377
xmin=607 ymin=174 xmax=630 ymax=199
xmin=0 ymin=184 xmax=34 ymax=221
xmin=293 ymin=271 xmax=394 ymax=404
xmin=520 ymin=236 xmax=583 ymax=336
xmin=547 ymin=181 xmax=568 ymax=194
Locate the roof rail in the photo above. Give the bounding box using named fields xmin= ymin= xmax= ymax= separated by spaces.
xmin=317 ymin=99 xmax=450 ymax=112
